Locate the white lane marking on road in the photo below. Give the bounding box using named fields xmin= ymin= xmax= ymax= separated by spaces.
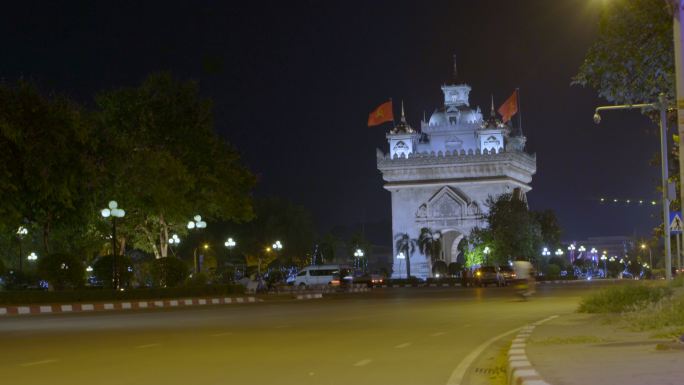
xmin=211 ymin=332 xmax=233 ymax=337
xmin=431 ymin=332 xmax=447 ymax=337
xmin=20 ymin=359 xmax=58 ymax=367
xmin=135 ymin=343 xmax=161 ymax=349
xmin=395 ymin=342 xmax=412 ymax=349
xmin=353 ymin=359 xmax=372 ymax=367
xmin=445 ymin=327 xmax=521 ymax=385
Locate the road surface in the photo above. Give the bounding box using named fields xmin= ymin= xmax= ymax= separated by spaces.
xmin=0 ymin=282 xmax=616 ymax=385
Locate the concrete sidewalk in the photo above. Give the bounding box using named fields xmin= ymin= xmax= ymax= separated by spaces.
xmin=523 ymin=313 xmax=683 ymax=385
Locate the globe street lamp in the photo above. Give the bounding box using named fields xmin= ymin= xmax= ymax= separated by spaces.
xmin=542 ymin=247 xmax=551 ymax=256
xmin=101 ymin=201 xmax=125 ymax=289
xmin=555 ymin=249 xmax=564 ymax=256
xmin=483 ymin=246 xmax=491 ymax=264
xmin=168 ymin=234 xmax=181 ymax=257
xmin=27 ymin=252 xmax=38 ymax=262
xmin=594 ymin=94 xmax=672 ymax=279
xmin=16 ymin=226 xmax=28 ymax=272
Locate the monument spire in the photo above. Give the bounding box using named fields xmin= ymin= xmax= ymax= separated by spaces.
xmin=490 ymin=94 xmax=496 ymax=118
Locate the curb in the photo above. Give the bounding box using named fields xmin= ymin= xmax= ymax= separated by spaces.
xmin=0 ymin=296 xmax=257 ymax=316
xmin=506 ymin=315 xmax=558 ymax=385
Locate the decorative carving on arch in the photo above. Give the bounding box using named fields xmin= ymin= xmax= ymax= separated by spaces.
xmin=426 ymin=187 xmax=471 ymax=219
xmin=415 ymin=203 xmax=427 ymax=218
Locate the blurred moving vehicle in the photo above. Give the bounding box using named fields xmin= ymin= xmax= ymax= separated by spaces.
xmin=353 ymin=273 xmax=385 ymax=287
xmin=473 ymin=266 xmax=505 ymax=287
xmin=498 ymin=265 xmax=516 ymax=285
xmin=292 ymin=264 xmax=352 ymax=287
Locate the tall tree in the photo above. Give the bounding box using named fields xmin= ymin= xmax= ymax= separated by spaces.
xmin=395 ymin=232 xmax=417 ymax=278
xmin=470 ymin=194 xmax=543 ymax=265
xmin=94 ymin=73 xmax=255 ymax=259
xmin=573 ymin=0 xmax=674 ymax=105
xmin=417 ymin=227 xmax=442 ymax=272
xmin=0 ymin=81 xmax=97 ymax=255
xmin=533 ymin=210 xmax=562 ymax=249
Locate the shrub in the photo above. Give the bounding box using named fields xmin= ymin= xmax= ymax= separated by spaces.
xmin=622 ymin=294 xmax=684 ymax=331
xmin=448 ymin=262 xmax=462 ymax=277
xmin=92 ymin=255 xmax=134 ymax=288
xmin=432 ymin=261 xmax=448 ymax=277
xmin=37 ymin=253 xmax=85 ymax=290
xmin=578 ymin=284 xmax=673 ymax=313
xmin=186 ymin=272 xmax=209 ymax=287
xmin=149 ymin=257 xmax=188 ymax=287
xmin=545 ymin=264 xmax=561 ymax=279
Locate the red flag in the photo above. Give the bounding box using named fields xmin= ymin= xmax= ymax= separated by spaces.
xmin=368 ymin=100 xmax=394 ymax=127
xmin=498 ymin=91 xmax=518 ymax=123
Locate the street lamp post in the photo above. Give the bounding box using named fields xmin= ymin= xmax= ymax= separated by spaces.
xmin=224 ymin=237 xmax=236 ymax=262
xmin=594 ymin=95 xmax=673 ymax=280
xmin=568 ymin=244 xmax=576 ymax=263
xmin=354 ymin=248 xmax=365 ymax=272
xmin=101 ymin=201 xmax=125 ymax=289
xmin=641 ymin=243 xmax=653 ymax=270
xmin=187 ymin=215 xmax=207 ymax=274
xmin=601 ymin=255 xmax=608 ymax=278
xmin=483 ymin=246 xmax=491 ymax=265
xmin=16 ymin=226 xmax=28 ymax=272
xmin=225 ymin=237 xmax=237 ymax=280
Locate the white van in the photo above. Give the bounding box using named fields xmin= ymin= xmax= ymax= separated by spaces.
xmin=292 ymin=264 xmax=352 ymax=287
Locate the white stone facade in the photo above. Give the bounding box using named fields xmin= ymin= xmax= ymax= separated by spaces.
xmin=377 ymin=82 xmax=536 ymax=279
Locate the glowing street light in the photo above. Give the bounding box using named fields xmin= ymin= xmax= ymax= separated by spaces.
xmin=187 ymin=215 xmax=207 ymax=230
xmin=102 ymin=200 xmax=125 ymax=289
xmin=168 ymin=234 xmax=181 ymax=245
xmin=26 ymin=252 xmax=38 ymax=262
xmin=541 ymin=247 xmax=551 ymax=256
xmin=555 ymin=248 xmax=564 ymax=256
xmin=272 ymin=240 xmax=283 ymax=250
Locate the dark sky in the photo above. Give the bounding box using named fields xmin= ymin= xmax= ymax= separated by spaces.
xmin=1 ymin=0 xmax=664 ymax=245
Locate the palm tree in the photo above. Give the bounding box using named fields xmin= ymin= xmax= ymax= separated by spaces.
xmin=395 ymin=232 xmax=417 ymax=279
xmin=418 ymin=227 xmax=442 ymax=275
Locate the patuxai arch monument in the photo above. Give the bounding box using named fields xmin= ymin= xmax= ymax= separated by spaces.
xmin=376 ymin=65 xmax=536 ymax=279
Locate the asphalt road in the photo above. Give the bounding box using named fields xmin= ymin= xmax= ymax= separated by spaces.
xmin=0 ymin=282 xmax=619 ymax=385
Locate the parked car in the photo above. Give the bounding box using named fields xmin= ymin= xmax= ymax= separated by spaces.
xmin=498 ymin=265 xmax=516 ymax=285
xmin=473 ymin=266 xmax=505 ymax=287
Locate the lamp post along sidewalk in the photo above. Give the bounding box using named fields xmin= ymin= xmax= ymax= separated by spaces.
xmin=594 ymin=94 xmax=673 ymax=279
xmin=101 ymin=201 xmax=125 ymax=289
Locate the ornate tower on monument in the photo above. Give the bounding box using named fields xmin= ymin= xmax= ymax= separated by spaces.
xmin=376 ymin=62 xmax=536 ymax=279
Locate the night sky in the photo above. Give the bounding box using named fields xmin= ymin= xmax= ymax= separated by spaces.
xmin=1 ymin=0 xmax=664 ymax=245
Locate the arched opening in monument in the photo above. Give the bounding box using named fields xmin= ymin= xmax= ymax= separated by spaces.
xmin=439 ymin=230 xmax=464 ymax=264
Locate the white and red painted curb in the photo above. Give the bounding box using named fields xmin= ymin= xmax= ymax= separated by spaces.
xmin=0 ymin=296 xmax=257 ymax=316
xmin=506 ymin=315 xmax=558 ymax=385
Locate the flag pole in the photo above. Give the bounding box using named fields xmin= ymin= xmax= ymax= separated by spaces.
xmin=516 ymin=88 xmax=523 ymax=136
